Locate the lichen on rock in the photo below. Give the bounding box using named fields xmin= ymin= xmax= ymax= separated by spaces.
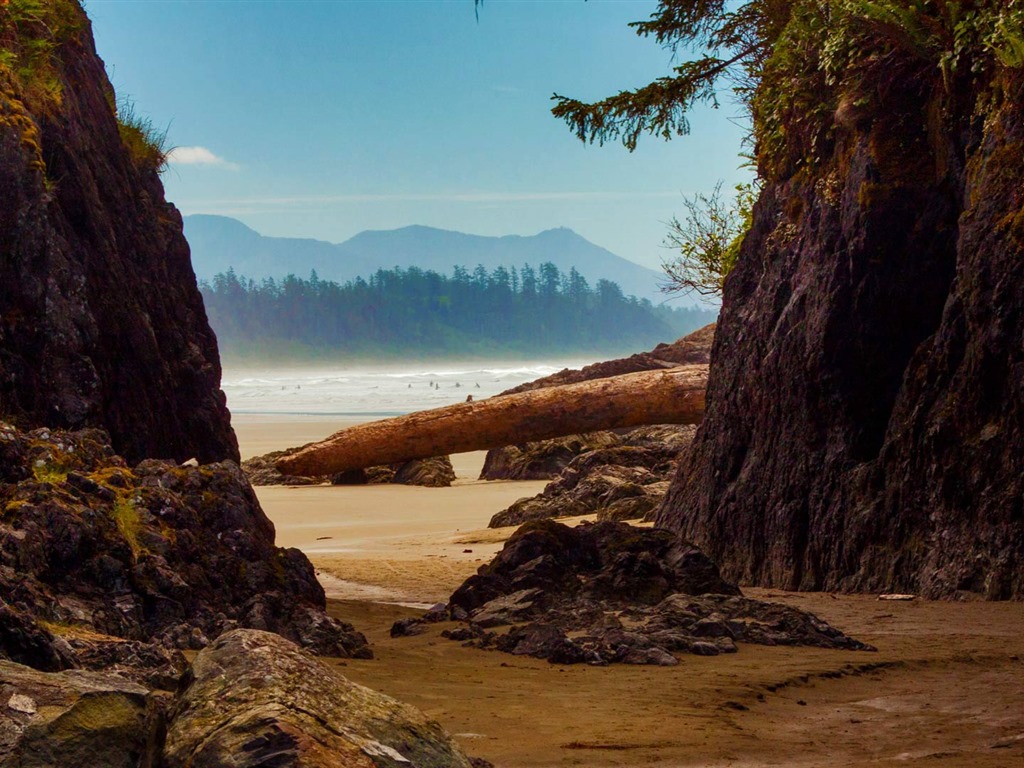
xmin=164 ymin=629 xmax=475 ymax=768
xmin=0 ymin=423 xmax=370 ymax=679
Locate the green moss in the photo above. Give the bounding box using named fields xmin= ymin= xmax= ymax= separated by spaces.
xmin=0 ymin=75 xmax=45 ymax=173
xmin=3 ymin=499 xmax=29 ymax=518
xmin=88 ymin=466 xmax=135 ymax=489
xmin=111 ymin=494 xmax=145 ymax=559
xmin=32 ymin=462 xmax=67 ymax=485
xmin=752 ymin=2 xmax=1024 ymax=182
xmin=1000 ymin=204 xmax=1024 ymax=244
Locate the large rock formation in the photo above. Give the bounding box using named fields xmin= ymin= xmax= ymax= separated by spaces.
xmin=0 ymin=1 xmax=237 ymax=464
xmin=0 ymin=423 xmax=370 ymax=676
xmin=659 ymin=58 xmax=1024 ymax=596
xmin=431 ymin=520 xmax=870 ymax=665
xmin=164 ymin=629 xmax=476 ymax=768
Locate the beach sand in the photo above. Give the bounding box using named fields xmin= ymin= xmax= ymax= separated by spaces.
xmin=242 ymin=414 xmax=1024 ymax=768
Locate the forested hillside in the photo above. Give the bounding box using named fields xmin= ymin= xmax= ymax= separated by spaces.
xmin=201 ymin=264 xmax=714 ymax=360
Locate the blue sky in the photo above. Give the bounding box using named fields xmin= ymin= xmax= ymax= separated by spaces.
xmin=86 ymin=0 xmax=750 ymax=276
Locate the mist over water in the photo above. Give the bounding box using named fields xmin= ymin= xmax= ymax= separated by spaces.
xmin=221 ymin=359 xmax=598 ymax=415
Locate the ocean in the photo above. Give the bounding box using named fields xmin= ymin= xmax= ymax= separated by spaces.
xmin=221 ymin=359 xmax=599 ymax=416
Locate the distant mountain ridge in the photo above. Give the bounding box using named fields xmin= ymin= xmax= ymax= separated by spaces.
xmin=184 ymin=215 xmax=667 ymax=303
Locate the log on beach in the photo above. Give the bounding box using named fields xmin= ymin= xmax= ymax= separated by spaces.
xmin=276 ymin=364 xmax=708 ymax=477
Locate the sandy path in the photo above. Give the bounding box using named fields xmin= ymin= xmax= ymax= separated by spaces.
xmin=259 ymin=479 xmax=551 ymax=604
xmin=329 ymin=595 xmax=1024 ymax=768
xmin=240 ymin=413 xmax=551 ymax=603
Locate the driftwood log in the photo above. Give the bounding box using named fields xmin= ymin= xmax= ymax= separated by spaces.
xmin=276 ymin=364 xmax=708 ymax=477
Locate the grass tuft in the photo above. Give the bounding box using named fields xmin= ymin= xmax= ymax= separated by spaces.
xmin=111 ymin=493 xmax=145 ymax=558
xmin=116 ymin=98 xmax=170 ymax=173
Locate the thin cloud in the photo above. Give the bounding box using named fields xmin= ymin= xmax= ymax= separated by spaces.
xmin=183 ymin=191 xmax=680 ymax=208
xmin=167 ymin=146 xmax=239 ymax=170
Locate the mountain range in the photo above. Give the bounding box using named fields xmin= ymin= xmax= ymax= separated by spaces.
xmin=183 ymin=215 xmax=669 ymax=303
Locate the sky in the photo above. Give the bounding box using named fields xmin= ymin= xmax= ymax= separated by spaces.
xmin=85 ymin=0 xmax=751 ymax=277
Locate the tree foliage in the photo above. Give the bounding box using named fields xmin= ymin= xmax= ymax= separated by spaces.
xmin=661 ymin=181 xmax=757 ymax=300
xmin=551 ymin=1 xmax=1024 ymax=172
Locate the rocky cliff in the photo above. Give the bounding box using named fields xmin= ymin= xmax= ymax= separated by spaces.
xmin=0 ymin=1 xmax=237 ymax=464
xmin=660 ymin=49 xmax=1023 ymax=597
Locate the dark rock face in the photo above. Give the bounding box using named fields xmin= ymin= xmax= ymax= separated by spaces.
xmin=243 ymin=449 xmax=456 ymax=488
xmin=659 ymin=70 xmax=1024 ymax=598
xmin=0 ymin=660 xmax=166 ymax=768
xmin=164 ymin=629 xmax=475 ymax=768
xmin=488 ymin=425 xmax=695 ymax=527
xmin=438 ymin=520 xmax=869 ymax=664
xmin=0 ymin=5 xmax=237 ymax=464
xmin=451 ymin=520 xmax=739 ymax=615
xmin=0 ymin=423 xmax=370 ymax=677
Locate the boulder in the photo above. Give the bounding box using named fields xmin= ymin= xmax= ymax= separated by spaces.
xmin=163 ymin=629 xmax=475 ymax=768
xmin=391 ymin=456 xmax=456 ymax=487
xmin=0 ymin=660 xmax=165 ymax=767
xmin=240 ymin=450 xmax=323 ymax=486
xmin=488 ymin=426 xmax=695 ymax=528
xmin=479 ymin=433 xmax=618 ymax=481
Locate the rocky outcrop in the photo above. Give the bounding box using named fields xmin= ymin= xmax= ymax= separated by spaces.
xmin=659 ymin=63 xmax=1024 ymax=597
xmin=0 ymin=423 xmax=370 ymax=675
xmin=432 ymin=520 xmax=869 ymax=665
xmin=0 ymin=1 xmax=237 ymax=464
xmin=342 ymin=455 xmax=456 ymax=488
xmin=243 ymin=450 xmax=456 ymax=487
xmin=479 ymin=432 xmax=618 ymax=481
xmin=0 ymin=660 xmax=165 ymax=768
xmin=164 ymin=629 xmax=475 ymax=768
xmin=488 ymin=425 xmax=695 ymax=527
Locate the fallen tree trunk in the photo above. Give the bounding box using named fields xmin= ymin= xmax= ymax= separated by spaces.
xmin=276 ymin=364 xmax=708 ymax=477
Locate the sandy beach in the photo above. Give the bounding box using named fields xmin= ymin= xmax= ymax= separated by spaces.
xmin=241 ymin=414 xmax=1024 ymax=768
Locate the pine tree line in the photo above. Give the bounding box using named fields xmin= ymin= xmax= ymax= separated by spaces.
xmin=200 ymin=264 xmax=716 ymax=359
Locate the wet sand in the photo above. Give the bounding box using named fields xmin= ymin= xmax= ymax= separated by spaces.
xmin=243 ymin=414 xmax=1024 ymax=767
